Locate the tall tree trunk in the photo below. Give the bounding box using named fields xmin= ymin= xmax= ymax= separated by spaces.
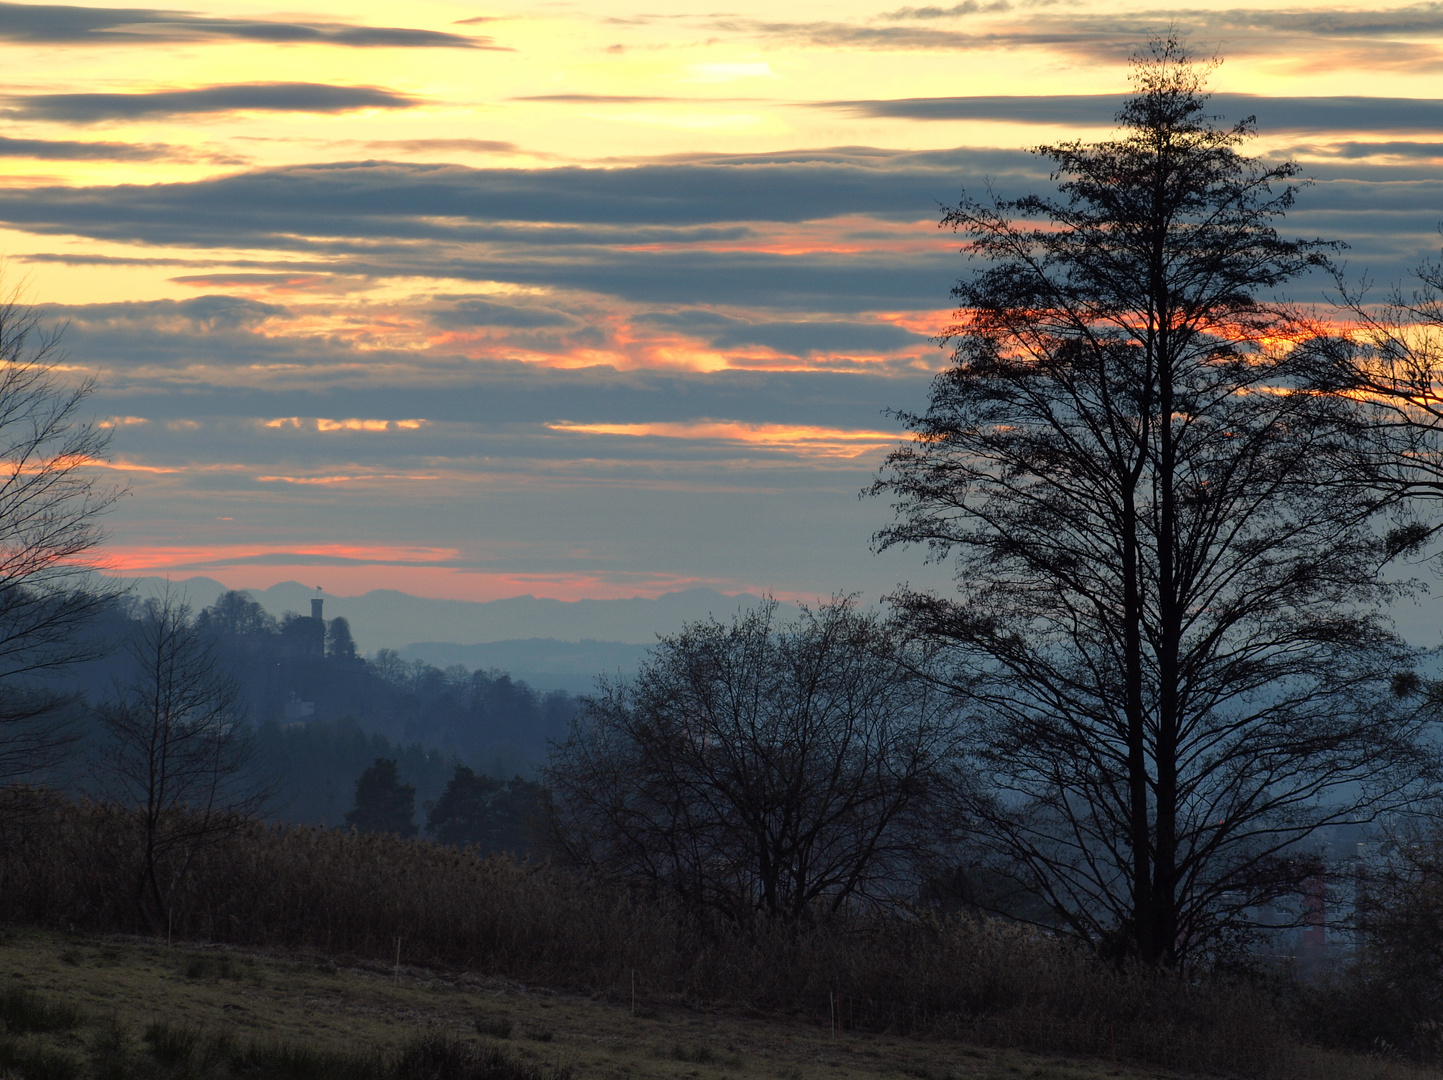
xmin=1153 ymin=281 xmax=1180 ymax=968
xmin=1121 ymin=492 xmax=1152 ymax=961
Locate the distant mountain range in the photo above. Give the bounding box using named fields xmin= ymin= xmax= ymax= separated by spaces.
xmin=119 ymin=577 xmax=791 ymax=688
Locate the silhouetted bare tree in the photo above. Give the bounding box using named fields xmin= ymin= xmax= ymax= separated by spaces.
xmin=871 ymin=39 xmax=1436 ymax=965
xmin=97 ymin=590 xmax=260 ymax=932
xmin=1310 ymin=248 xmax=1443 ymax=543
xmin=545 ymin=599 xmax=964 ymax=921
xmin=0 ymin=291 xmax=121 ymax=782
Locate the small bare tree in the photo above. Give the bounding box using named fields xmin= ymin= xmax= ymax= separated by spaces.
xmin=545 ymin=599 xmax=963 ymax=921
xmin=97 ymin=589 xmax=261 ymax=932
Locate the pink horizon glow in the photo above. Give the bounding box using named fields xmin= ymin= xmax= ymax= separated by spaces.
xmin=100 ymin=547 xmax=814 ymax=604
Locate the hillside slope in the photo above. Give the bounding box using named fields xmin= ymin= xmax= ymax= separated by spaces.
xmin=0 ymin=927 xmax=1279 ymax=1080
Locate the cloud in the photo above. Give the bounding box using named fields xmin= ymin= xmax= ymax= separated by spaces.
xmin=185 ymin=550 xmax=437 ymax=566
xmin=432 ymin=298 xmax=576 ymax=329
xmin=2 ymin=147 xmax=1431 ymax=313
xmin=22 ymin=2 xmax=1438 ymax=610
xmin=167 ymin=272 xmax=372 ymax=295
xmin=113 ymin=544 xmax=462 ymax=570
xmin=0 ymin=2 xmax=496 ymax=47
xmin=22 ymin=223 xmax=762 ymax=259
xmin=1174 ymin=4 xmax=1443 ymax=39
xmin=637 ymin=310 xmax=928 ymax=355
xmin=263 ymin=417 xmax=429 ymax=433
xmin=814 ymin=94 xmax=1443 ymax=134
xmin=63 ymin=295 xmax=288 ymax=331
xmin=1288 ymin=140 xmax=1443 ymax=160
xmin=867 ymin=1 xmax=1443 ymax=36
xmin=371 ymin=251 xmax=957 ymax=313
xmin=4 ymin=82 xmax=419 ymax=122
xmin=719 ymin=19 xmax=998 ymax=49
xmin=819 ymin=93 xmax=1120 ymax=124
xmin=21 ymin=253 xmax=222 ymax=267
xmin=47 ymin=300 xmax=928 ymax=425
xmin=0 ymin=151 xmax=1026 ymax=248
xmin=0 ymin=134 xmax=171 ymax=159
xmin=880 ymin=0 xmax=1012 ymax=18
xmin=362 ymin=139 xmax=518 ymax=154
xmin=546 ymin=419 xmax=902 ymax=459
xmin=709 ymin=5 xmax=1443 ymax=66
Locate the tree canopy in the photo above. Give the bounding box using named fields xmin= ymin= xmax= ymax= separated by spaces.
xmin=425 ymin=764 xmax=542 ymax=855
xmin=545 ymin=599 xmax=963 ymax=920
xmin=346 ymin=757 xmax=417 ymax=837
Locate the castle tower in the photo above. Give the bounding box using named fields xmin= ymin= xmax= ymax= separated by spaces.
xmin=311 ymin=597 xmax=324 ymax=621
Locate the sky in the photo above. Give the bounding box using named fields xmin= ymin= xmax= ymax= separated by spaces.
xmin=3 ymin=0 xmax=1443 ymax=608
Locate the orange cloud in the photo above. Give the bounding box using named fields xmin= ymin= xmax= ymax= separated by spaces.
xmin=263 ymin=417 xmax=429 ymax=432
xmin=105 ymin=542 xmax=459 ymax=572
xmin=875 ymin=308 xmax=954 ymax=336
xmin=80 ymin=456 xmax=186 ymax=475
xmin=254 ymin=472 xmax=439 ymax=484
xmin=316 ymin=417 xmax=427 ymax=432
xmin=547 ymin=419 xmax=901 ymax=458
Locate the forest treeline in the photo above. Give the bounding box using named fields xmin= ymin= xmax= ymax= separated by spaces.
xmin=194 ymin=589 xmax=578 ymax=777
xmin=43 ymin=586 xmax=570 ymax=839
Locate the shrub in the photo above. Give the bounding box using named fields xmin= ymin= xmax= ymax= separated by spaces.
xmin=0 ymin=985 xmax=84 ymax=1033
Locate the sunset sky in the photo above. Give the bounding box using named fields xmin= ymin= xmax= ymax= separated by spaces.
xmin=4 ymin=0 xmax=1442 ymax=605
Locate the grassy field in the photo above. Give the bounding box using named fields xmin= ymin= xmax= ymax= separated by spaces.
xmin=0 ymin=926 xmax=1218 ymax=1080
xmin=10 ymin=797 xmax=1441 ymax=1079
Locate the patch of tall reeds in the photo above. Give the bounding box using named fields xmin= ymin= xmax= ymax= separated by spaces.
xmin=0 ymin=788 xmax=1422 ymax=1079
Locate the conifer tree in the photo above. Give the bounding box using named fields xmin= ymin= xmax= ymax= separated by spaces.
xmin=346 ymin=757 xmax=417 ymax=837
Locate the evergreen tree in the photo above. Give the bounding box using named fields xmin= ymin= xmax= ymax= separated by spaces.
xmin=426 ymin=764 xmax=542 ymax=854
xmin=326 ymin=616 xmax=357 ymax=661
xmin=345 ymin=757 xmax=417 ymax=836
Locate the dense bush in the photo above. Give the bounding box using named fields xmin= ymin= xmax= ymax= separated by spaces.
xmin=0 ymin=787 xmax=1422 ymax=1079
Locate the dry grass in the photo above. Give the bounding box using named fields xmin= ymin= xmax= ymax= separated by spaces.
xmin=0 ymin=790 xmax=1434 ymax=1080
xmin=0 ymin=927 xmax=1297 ymax=1080
xmin=0 ymin=933 xmax=571 ymax=1079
